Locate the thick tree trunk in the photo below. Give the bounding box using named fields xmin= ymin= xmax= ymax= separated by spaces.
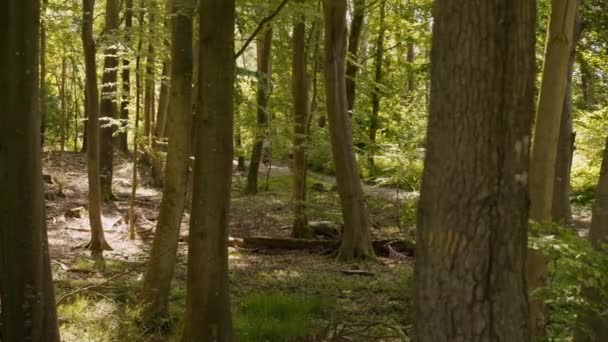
xmin=553 ymin=13 xmax=582 ymax=226
xmin=141 ymin=0 xmax=194 ymax=323
xmin=414 ymin=0 xmax=535 ymax=340
xmin=118 ymin=0 xmax=133 ymax=154
xmin=182 ymin=0 xmax=235 ymax=339
xmin=322 ymin=0 xmax=374 ymax=261
xmin=345 ymin=0 xmax=365 ymax=116
xmin=82 ymin=0 xmax=112 ymax=262
xmin=528 ymin=0 xmax=577 ymax=337
xmin=0 ymin=0 xmax=60 ymax=339
xmin=245 ymin=27 xmax=273 ymax=195
xmin=99 ymin=0 xmax=120 ymax=201
xmin=291 ymin=0 xmax=310 ymax=238
xmin=368 ymin=0 xmax=386 ymax=174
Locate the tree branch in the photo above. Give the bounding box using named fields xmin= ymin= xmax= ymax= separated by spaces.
xmin=234 ymin=0 xmax=290 ymax=60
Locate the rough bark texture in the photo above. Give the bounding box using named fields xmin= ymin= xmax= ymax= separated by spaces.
xmin=368 ymin=0 xmax=386 ymax=174
xmin=291 ymin=0 xmax=310 ymax=238
xmin=528 ymin=0 xmax=577 ymax=336
xmin=245 ymin=27 xmax=273 ymax=195
xmin=574 ymin=137 xmax=608 ymax=342
xmin=0 ymin=1 xmax=60 ymax=339
xmin=182 ymin=0 xmax=235 ymax=339
xmin=141 ymin=0 xmax=194 ymax=323
xmin=414 ymin=0 xmax=536 ymax=341
xmin=345 ymin=0 xmax=365 ymax=116
xmin=99 ymin=0 xmax=120 ymax=201
xmin=118 ymin=0 xmax=133 ymax=154
xmin=82 ymin=0 xmax=112 ymax=260
xmin=322 ymin=0 xmax=374 ymax=261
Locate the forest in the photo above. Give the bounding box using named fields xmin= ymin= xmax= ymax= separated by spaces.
xmin=1 ymin=0 xmax=608 ymax=340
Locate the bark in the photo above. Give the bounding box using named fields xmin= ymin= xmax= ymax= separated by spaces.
xmin=245 ymin=26 xmax=273 ymax=195
xmin=99 ymin=0 xmax=120 ymax=201
xmin=151 ymin=61 xmax=171 ymax=187
xmin=528 ymin=0 xmax=577 ymax=337
xmin=345 ymin=0 xmax=365 ymax=116
xmin=82 ymin=0 xmax=113 ymax=261
xmin=182 ymin=0 xmax=235 ymax=339
xmin=368 ymin=0 xmax=386 ymax=174
xmin=0 ymin=0 xmax=60 ymax=339
xmin=322 ymin=0 xmax=374 ymax=261
xmin=292 ymin=0 xmax=310 ymax=238
xmin=40 ymin=0 xmax=48 ymax=146
xmin=414 ymin=0 xmax=535 ymax=340
xmin=574 ymin=137 xmax=608 ymax=342
xmin=118 ymin=0 xmax=134 ymax=154
xmin=553 ymin=13 xmax=582 ymax=226
xmin=141 ymin=0 xmax=194 ymax=323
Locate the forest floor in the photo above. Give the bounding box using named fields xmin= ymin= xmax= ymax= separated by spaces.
xmin=43 ymin=152 xmax=414 ymax=341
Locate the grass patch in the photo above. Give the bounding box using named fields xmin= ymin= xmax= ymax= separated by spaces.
xmin=235 ymin=292 xmax=332 ymax=341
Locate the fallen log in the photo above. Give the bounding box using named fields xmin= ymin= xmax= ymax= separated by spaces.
xmin=227 ymin=236 xmax=415 ymax=257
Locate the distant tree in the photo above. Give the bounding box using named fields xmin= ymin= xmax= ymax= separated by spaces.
xmin=82 ymin=0 xmax=113 ymax=263
xmin=182 ymin=0 xmax=235 ymax=339
xmin=367 ymin=0 xmax=386 ymax=174
xmin=117 ymin=0 xmax=134 ymax=154
xmin=0 ymin=0 xmax=60 ymax=339
xmin=322 ymin=0 xmax=374 ymax=261
xmin=345 ymin=0 xmax=365 ymax=116
xmin=141 ymin=0 xmax=194 ymax=323
xmin=414 ymin=0 xmax=536 ymax=340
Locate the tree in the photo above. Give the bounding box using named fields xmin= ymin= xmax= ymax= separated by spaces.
xmin=141 ymin=0 xmax=194 ymax=323
xmin=0 ymin=0 xmax=60 ymax=339
xmin=182 ymin=0 xmax=235 ymax=339
xmin=368 ymin=0 xmax=386 ymax=174
xmin=117 ymin=0 xmax=134 ymax=154
xmin=82 ymin=0 xmax=112 ymax=263
xmin=414 ymin=0 xmax=536 ymax=340
xmin=40 ymin=0 xmax=49 ymax=146
xmin=291 ymin=0 xmax=310 ymax=238
xmin=99 ymin=0 xmax=120 ymax=201
xmin=528 ymin=0 xmax=578 ymax=336
xmin=322 ymin=0 xmax=374 ymax=261
xmin=245 ymin=25 xmax=273 ymax=195
xmin=345 ymin=0 xmax=365 ymax=116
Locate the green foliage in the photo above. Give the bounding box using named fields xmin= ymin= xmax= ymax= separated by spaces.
xmin=530 ymin=225 xmax=608 ymax=341
xmin=235 ymin=293 xmax=332 ymax=342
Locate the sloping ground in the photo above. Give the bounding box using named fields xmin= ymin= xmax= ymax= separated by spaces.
xmin=43 ymin=152 xmax=413 ymax=341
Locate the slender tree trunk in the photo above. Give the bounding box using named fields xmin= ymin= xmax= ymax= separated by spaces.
xmin=322 ymin=0 xmax=374 ymax=261
xmin=553 ymin=13 xmax=582 ymax=226
xmin=245 ymin=26 xmax=273 ymax=195
xmin=40 ymin=0 xmax=48 ymax=147
xmin=60 ymin=56 xmax=67 ymax=152
xmin=405 ymin=1 xmax=415 ymax=93
xmin=99 ymin=0 xmax=120 ymax=201
xmin=528 ymin=0 xmax=577 ymax=337
xmin=151 ymin=60 xmax=171 ymax=187
xmin=291 ymin=0 xmax=310 ymax=238
xmin=82 ymin=0 xmax=113 ymax=263
xmin=182 ymin=0 xmax=235 ymax=339
xmin=118 ymin=0 xmax=133 ymax=154
xmin=573 ymin=137 xmax=608 ymax=342
xmin=144 ymin=1 xmax=156 ymax=141
xmin=345 ymin=0 xmax=365 ymax=116
xmin=368 ymin=0 xmax=386 ymax=174
xmin=0 ymin=0 xmax=60 ymax=339
xmin=414 ymin=1 xmax=535 ymax=340
xmin=141 ymin=0 xmax=194 ymax=323
xmin=579 ymin=56 xmax=596 ymax=109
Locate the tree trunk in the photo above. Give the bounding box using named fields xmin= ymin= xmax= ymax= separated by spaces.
xmin=368 ymin=0 xmax=386 ymax=174
xmin=553 ymin=13 xmax=582 ymax=226
xmin=141 ymin=0 xmax=194 ymax=323
xmin=245 ymin=26 xmax=273 ymax=195
xmin=82 ymin=0 xmax=113 ymax=262
xmin=0 ymin=0 xmax=60 ymax=339
xmin=144 ymin=0 xmax=156 ymax=140
xmin=151 ymin=60 xmax=171 ymax=187
xmin=291 ymin=0 xmax=310 ymax=238
xmin=182 ymin=0 xmax=235 ymax=339
xmin=414 ymin=1 xmax=536 ymax=340
xmin=573 ymin=137 xmax=608 ymax=342
xmin=60 ymin=56 xmax=67 ymax=152
xmin=345 ymin=0 xmax=365 ymax=116
xmin=579 ymin=56 xmax=596 ymax=109
xmin=40 ymin=0 xmax=48 ymax=147
xmin=118 ymin=0 xmax=133 ymax=154
xmin=322 ymin=0 xmax=374 ymax=261
xmin=528 ymin=0 xmax=577 ymax=337
xmin=99 ymin=0 xmax=120 ymax=201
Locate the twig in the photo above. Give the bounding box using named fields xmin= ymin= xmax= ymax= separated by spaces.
xmin=234 ymin=0 xmax=290 ymax=59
